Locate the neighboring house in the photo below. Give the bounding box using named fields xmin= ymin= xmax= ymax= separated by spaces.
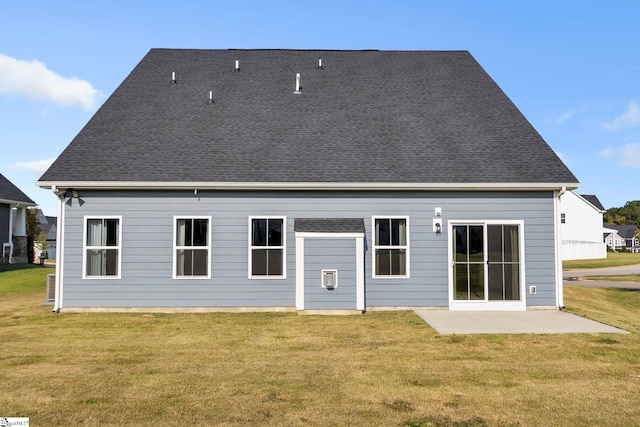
xmin=34 ymin=209 xmax=57 ymax=260
xmin=559 ymin=191 xmax=606 ymax=260
xmin=607 ymin=225 xmax=640 ymax=253
xmin=37 ymin=49 xmax=579 ymax=313
xmin=0 ymin=173 xmax=36 ymax=264
xmin=603 ymin=227 xmax=625 ymax=250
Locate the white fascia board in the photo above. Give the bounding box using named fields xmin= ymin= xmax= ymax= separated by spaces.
xmin=295 ymin=232 xmax=364 ymax=239
xmin=36 ymin=181 xmax=582 ymax=192
xmin=0 ymin=198 xmax=36 ymax=207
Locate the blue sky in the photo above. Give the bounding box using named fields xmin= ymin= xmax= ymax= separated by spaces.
xmin=1 ymin=0 xmax=639 ymax=216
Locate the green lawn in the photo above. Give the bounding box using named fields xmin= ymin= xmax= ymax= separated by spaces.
xmin=0 ymin=263 xmax=54 ymax=296
xmin=563 ymin=252 xmax=640 ymax=269
xmin=1 ymin=265 xmax=639 ymax=426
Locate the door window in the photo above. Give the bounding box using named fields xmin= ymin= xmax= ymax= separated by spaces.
xmin=452 ymin=223 xmax=521 ymax=302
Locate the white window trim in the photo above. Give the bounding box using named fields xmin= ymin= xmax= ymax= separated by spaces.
xmin=248 ymin=216 xmax=287 ymax=279
xmin=82 ymin=215 xmax=122 ymax=280
xmin=447 ymin=219 xmax=526 ymax=311
xmin=371 ymin=215 xmax=410 ymax=279
xmin=173 ymin=216 xmax=212 ymax=280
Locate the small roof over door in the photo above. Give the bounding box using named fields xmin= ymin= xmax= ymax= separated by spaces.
xmin=294 ymin=218 xmax=365 ymax=234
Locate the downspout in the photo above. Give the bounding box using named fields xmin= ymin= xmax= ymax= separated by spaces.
xmin=555 ymin=186 xmax=567 ymax=309
xmin=8 ymin=204 xmax=14 ymax=263
xmin=52 ymin=186 xmax=64 ymax=313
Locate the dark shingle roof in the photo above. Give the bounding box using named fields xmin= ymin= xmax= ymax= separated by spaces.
xmin=294 ymin=218 xmax=365 ymax=233
xmin=0 ymin=173 xmax=35 ymax=204
xmin=608 ymin=225 xmax=639 ymax=239
xmin=39 ymin=49 xmax=578 ymax=186
xmin=581 ymin=194 xmax=605 ymax=211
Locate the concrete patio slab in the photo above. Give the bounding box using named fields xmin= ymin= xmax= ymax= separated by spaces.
xmin=413 ymin=310 xmax=629 ymax=334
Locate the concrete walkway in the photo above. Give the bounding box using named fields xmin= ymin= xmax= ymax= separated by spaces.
xmin=414 ymin=265 xmax=638 ymax=335
xmin=414 ymin=310 xmax=629 ymax=334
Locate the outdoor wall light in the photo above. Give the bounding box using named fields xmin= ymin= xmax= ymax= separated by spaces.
xmin=61 ymin=189 xmax=79 ymax=199
xmin=433 ymin=218 xmax=442 ymax=235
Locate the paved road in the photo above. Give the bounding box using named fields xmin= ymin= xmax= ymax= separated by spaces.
xmin=563 ymin=264 xmax=640 ymax=278
xmin=563 ymin=264 xmax=640 ymax=289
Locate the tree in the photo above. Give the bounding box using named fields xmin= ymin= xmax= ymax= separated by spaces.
xmin=604 ymin=212 xmax=627 ymax=225
xmin=35 ymin=231 xmax=49 ymax=259
xmin=604 ymin=200 xmax=640 ymax=226
xmin=25 ymin=208 xmax=40 ymax=264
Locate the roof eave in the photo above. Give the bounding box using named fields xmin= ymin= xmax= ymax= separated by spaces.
xmin=571 ymin=191 xmax=606 ymax=213
xmin=0 ymin=198 xmax=36 ymax=207
xmin=36 ymin=181 xmax=582 ymax=192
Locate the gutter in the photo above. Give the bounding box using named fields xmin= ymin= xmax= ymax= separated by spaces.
xmin=36 ymin=180 xmax=582 ymax=192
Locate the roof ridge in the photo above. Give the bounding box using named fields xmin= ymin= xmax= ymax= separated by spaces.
xmin=149 ymin=48 xmax=470 ymax=53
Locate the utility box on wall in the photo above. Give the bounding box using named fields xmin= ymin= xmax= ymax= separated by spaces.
xmin=45 ymin=273 xmax=55 ymax=304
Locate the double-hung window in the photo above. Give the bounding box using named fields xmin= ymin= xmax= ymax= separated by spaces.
xmin=373 ymin=216 xmax=409 ymax=277
xmin=174 ymin=217 xmax=211 ymax=278
xmin=249 ymin=217 xmax=286 ymax=278
xmin=84 ymin=216 xmax=121 ymax=278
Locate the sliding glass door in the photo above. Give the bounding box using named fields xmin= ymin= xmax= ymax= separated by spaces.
xmin=450 ymin=222 xmax=523 ymax=309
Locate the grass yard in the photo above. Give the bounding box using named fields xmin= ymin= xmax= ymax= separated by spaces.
xmin=0 ymin=263 xmax=54 ymax=296
xmin=1 ymin=266 xmax=640 ymax=426
xmin=563 ymin=251 xmax=640 ymax=269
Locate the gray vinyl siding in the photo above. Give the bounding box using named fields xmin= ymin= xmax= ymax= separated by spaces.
xmin=60 ymin=190 xmax=557 ymax=308
xmin=304 ymin=238 xmax=357 ymax=310
xmin=0 ymin=204 xmax=9 ymax=247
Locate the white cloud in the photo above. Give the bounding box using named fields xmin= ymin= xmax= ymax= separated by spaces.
xmin=598 ymin=142 xmax=640 ymax=168
xmin=10 ymin=157 xmax=56 ymax=175
xmin=617 ymin=142 xmax=640 ymax=167
xmin=554 ymin=104 xmax=593 ymax=125
xmin=0 ymin=53 xmax=100 ymax=110
xmin=602 ymin=101 xmax=640 ymax=131
xmin=555 ymin=109 xmax=574 ymax=124
xmin=598 ymin=146 xmax=613 ymax=159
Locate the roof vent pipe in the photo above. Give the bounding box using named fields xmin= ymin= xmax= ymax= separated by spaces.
xmin=318 ymin=58 xmax=323 ymax=69
xmin=235 ymin=59 xmax=240 ymax=72
xmin=171 ymin=71 xmax=177 ymax=83
xmin=208 ymin=91 xmax=214 ymax=104
xmin=293 ymin=73 xmax=301 ymax=94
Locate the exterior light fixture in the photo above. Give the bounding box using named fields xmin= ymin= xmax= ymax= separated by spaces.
xmin=433 ymin=218 xmax=442 ymax=235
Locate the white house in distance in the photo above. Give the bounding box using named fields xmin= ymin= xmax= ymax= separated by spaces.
xmin=604 ymin=227 xmax=624 ymax=250
xmin=1 ymin=173 xmax=36 ymax=264
xmin=559 ymin=191 xmax=606 ymax=260
xmin=605 ymin=225 xmax=640 ymax=253
xmin=34 ymin=209 xmax=57 ymax=260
